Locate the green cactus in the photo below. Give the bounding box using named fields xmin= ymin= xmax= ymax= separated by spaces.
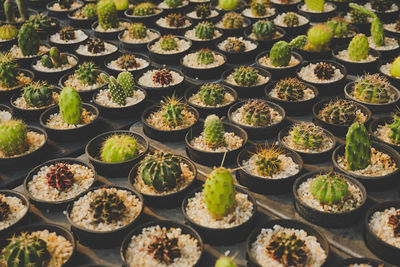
xmin=203 ymin=167 xmax=236 ymax=219
xmin=318 ymin=99 xmax=357 ymax=125
xmin=194 ymin=21 xmax=214 ymax=40
xmin=304 ymin=0 xmax=324 ymax=12
xmin=388 ymin=112 xmax=400 ymax=145
xmin=165 ymin=0 xmax=183 ymax=8
xmin=232 ymin=66 xmax=259 ymax=87
xmin=0 ymin=119 xmax=28 ymax=156
xmin=327 ymin=17 xmax=350 ymax=38
xmin=2 ymin=233 xmax=50 ymax=267
xmin=390 ymin=56 xmax=400 ymax=78
xmin=275 ymin=78 xmax=306 ymax=101
xmin=348 ymin=33 xmax=369 ymax=61
xmin=27 ymin=14 xmax=53 ymax=31
xmin=198 ymin=83 xmax=225 ymax=106
xmin=133 ymin=2 xmax=155 ymax=16
xmin=196 ymin=48 xmax=214 ymax=65
xmin=18 ymin=23 xmax=40 ymax=56
xmin=58 ymin=0 xmax=72 ymax=9
xmin=117 ymin=71 xmax=135 ymax=97
xmin=139 ymin=151 xmax=182 ymax=192
xmin=349 ymin=8 xmax=369 ymax=24
xmin=97 ymin=0 xmax=119 ymax=30
xmin=160 ymin=35 xmax=178 ymax=51
xmin=101 ymin=134 xmax=139 ymax=163
xmin=128 ymin=23 xmax=147 ymax=39
xmin=23 ymin=81 xmax=52 ymax=108
xmin=241 ymin=99 xmax=272 ymax=126
xmin=345 ymin=122 xmax=371 ymax=171
xmin=0 ymin=52 xmax=18 ymax=88
xmin=204 ymin=115 xmax=226 ymax=148
xmin=252 ymin=20 xmax=276 ymax=40
xmin=41 ymin=47 xmax=68 ymax=68
xmin=222 ymin=12 xmax=244 ymax=29
xmin=82 ymin=3 xmax=97 ymax=18
xmin=269 ymin=41 xmax=291 ymax=67
xmin=0 ymin=24 xmax=18 ymax=40
xmin=289 ymin=123 xmax=324 ymax=149
xmin=353 ymin=74 xmax=391 ymax=104
xmin=254 ymin=145 xmax=282 ymax=177
xmin=4 ymin=0 xmax=15 ymax=23
xmin=161 ymin=95 xmax=184 ymax=127
xmin=289 ymin=35 xmax=307 ymax=49
xmin=76 ymin=62 xmax=98 ymax=85
xmin=304 ymin=24 xmax=333 ymax=52
xmin=215 ymin=255 xmax=238 ymax=267
xmin=310 ymin=173 xmax=349 ymax=205
xmin=283 ymin=12 xmax=299 ymax=27
xmin=59 ymin=86 xmax=82 ymax=125
xmin=166 ymin=13 xmax=186 ymax=27
xmin=100 ymin=73 xmax=127 ymax=106
xmin=314 ymin=62 xmax=335 ymax=80
xmin=224 ymin=38 xmax=246 ymax=53
xmin=195 ymin=4 xmax=211 ymax=19
xmin=250 ymin=0 xmax=269 ymax=17
xmin=90 ymin=189 xmax=126 ymax=223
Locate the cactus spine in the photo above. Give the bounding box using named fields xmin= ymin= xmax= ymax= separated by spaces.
xmin=252 ymin=20 xmax=276 ymax=40
xmin=203 ymin=167 xmax=236 ymax=219
xmin=198 ymin=83 xmax=225 ymax=106
xmin=204 ymin=115 xmax=226 ymax=149
xmin=196 ymin=48 xmax=214 ymax=65
xmin=289 ymin=123 xmax=324 ymax=149
xmin=76 ymin=62 xmax=98 ymax=85
xmin=100 ymin=73 xmax=127 ymax=106
xmin=310 ymin=173 xmax=349 ymax=204
xmin=101 ymin=134 xmax=139 ymax=163
xmin=289 ymin=35 xmax=307 ymax=49
xmin=194 ymin=21 xmax=214 ymax=40
xmin=133 ymin=2 xmax=155 ymax=16
xmin=165 ymin=0 xmax=183 ymax=8
xmin=232 ymin=66 xmax=259 ymax=87
xmin=59 ymin=87 xmax=82 ymax=125
xmin=97 ymin=0 xmax=119 ymax=30
xmin=18 ymin=23 xmax=40 ymax=56
xmin=318 ymin=100 xmax=357 ymax=125
xmin=269 ymin=41 xmax=291 ymax=67
xmin=195 ymin=4 xmax=211 ymax=18
xmin=241 ymin=100 xmax=272 ymax=126
xmin=348 ymin=33 xmax=369 ymax=61
xmin=353 ymin=74 xmax=391 ymax=104
xmin=161 ymin=95 xmax=184 ymax=127
xmin=222 ymin=12 xmax=244 ymax=29
xmin=41 ymin=47 xmax=69 ymax=68
xmin=254 ymin=145 xmax=282 ymax=177
xmin=23 ymin=81 xmax=52 ymax=108
xmin=0 ymin=119 xmax=28 ymax=157
xmin=160 ymin=35 xmax=178 ymax=51
xmin=250 ymin=0 xmax=269 ymax=16
xmin=275 ymin=78 xmax=305 ymax=101
xmin=283 ymin=12 xmax=299 ymax=27
xmin=117 ymin=71 xmax=135 ymax=97
xmin=128 ymin=23 xmax=147 ymax=39
xmin=345 ymin=122 xmax=371 ymax=171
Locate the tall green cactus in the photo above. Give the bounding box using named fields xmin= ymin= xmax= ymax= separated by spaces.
xmin=204 ymin=115 xmax=226 ymax=149
xmin=59 ymin=87 xmax=82 ymax=125
xmin=18 ymin=23 xmax=40 ymax=56
xmin=100 ymin=73 xmax=126 ymax=106
xmin=4 ymin=0 xmax=15 ymax=23
xmin=0 ymin=119 xmax=28 ymax=156
xmin=345 ymin=122 xmax=371 ymax=171
xmin=348 ymin=33 xmax=369 ymax=61
xmin=97 ymin=0 xmax=119 ymax=30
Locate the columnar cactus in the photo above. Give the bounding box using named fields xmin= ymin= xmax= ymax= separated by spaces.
xmin=139 ymin=151 xmax=182 ymax=192
xmin=0 ymin=119 xmax=28 ymax=157
xmin=133 ymin=2 xmax=156 ymax=16
xmin=194 ymin=21 xmax=215 ymax=40
xmin=388 ymin=112 xmax=400 ymax=145
xmin=18 ymin=22 xmax=40 ymax=56
xmin=232 ymin=66 xmax=259 ymax=87
xmin=117 ymin=71 xmax=135 ymax=97
xmin=275 ymin=78 xmax=306 ymax=101
xmin=166 ymin=13 xmax=186 ymax=27
xmin=250 ymin=0 xmax=269 ymax=17
xmin=345 ymin=122 xmax=371 ymax=171
xmin=0 ymin=52 xmax=18 ymax=88
xmin=128 ymin=23 xmax=147 ymax=39
xmin=0 ymin=24 xmax=18 ymax=40
xmin=318 ymin=100 xmax=357 ymax=125
xmin=59 ymin=87 xmax=82 ymax=125
xmin=289 ymin=35 xmax=307 ymax=49
xmin=161 ymin=95 xmax=185 ymax=127
xmin=23 ymin=81 xmax=52 ymax=108
xmin=160 ymin=35 xmax=178 ymax=51
xmin=310 ymin=173 xmax=349 ymax=204
xmin=165 ymin=0 xmax=183 ymax=8
xmin=353 ymin=74 xmax=391 ymax=104
xmin=76 ymin=62 xmax=99 ymax=85
xmin=4 ymin=0 xmax=28 ymax=23
xmin=289 ymin=123 xmax=324 ymax=149
xmin=304 ymin=24 xmax=333 ymax=52
xmin=305 ymin=0 xmax=324 ymax=12
xmin=97 ymin=0 xmax=119 ymax=30
xmin=196 ymin=48 xmax=214 ymax=65
xmin=198 ymin=83 xmax=225 ymax=106
xmin=283 ymin=12 xmax=299 ymax=27
xmin=4 ymin=0 xmax=15 ymax=23
xmin=241 ymin=100 xmax=272 ymax=126
xmin=222 ymin=12 xmax=244 ymax=29
xmin=203 ymin=167 xmax=236 ymax=219
xmin=195 ymin=4 xmax=211 ymax=18
xmin=254 ymin=146 xmax=282 ymax=177
xmin=252 ymin=20 xmax=276 ymax=40
xmin=16 ymin=0 xmax=28 ymax=21
xmin=270 ymin=41 xmax=291 ymax=67
xmin=101 ymin=134 xmax=139 ymax=163
xmin=204 ymin=115 xmax=226 ymax=148
xmin=348 ymin=33 xmax=369 ymax=61
xmin=100 ymin=73 xmax=127 ymax=106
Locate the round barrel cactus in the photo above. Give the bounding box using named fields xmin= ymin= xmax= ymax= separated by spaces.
xmin=23 ymin=81 xmax=53 ymax=108
xmin=101 ymin=134 xmax=139 ymax=163
xmin=269 ymin=41 xmax=291 ymax=67
xmin=0 ymin=119 xmax=28 ymax=157
xmin=310 ymin=173 xmax=349 ymax=204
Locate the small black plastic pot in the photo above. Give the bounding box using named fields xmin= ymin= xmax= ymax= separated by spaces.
xmin=215 ymin=17 xmax=251 ymax=37
xmin=39 ymin=103 xmax=100 ymax=142
xmin=86 ymin=131 xmax=148 ymax=178
xmin=123 ymin=8 xmax=163 ymax=27
xmin=66 ymin=185 xmax=144 ymax=248
xmin=332 ymin=142 xmax=400 ymax=191
xmin=48 ymin=30 xmax=89 ymax=52
xmin=332 ymin=46 xmax=381 ymax=75
xmin=184 ymin=83 xmax=238 ymax=118
xmin=293 ymin=170 xmax=367 ymax=227
xmin=24 ymin=158 xmax=97 ymax=210
xmin=364 ymin=201 xmax=400 ymax=265
xmin=10 ymin=86 xmax=61 ymax=121
xmin=120 ymin=220 xmax=204 ymax=266
xmin=185 ymin=122 xmax=248 ymax=166
xmin=270 ymin=0 xmax=302 ymax=12
xmin=335 ymin=257 xmax=387 ymax=267
xmin=236 ymin=144 xmax=303 ymax=194
xmin=147 ymin=35 xmax=192 ymax=64
xmin=31 ymin=53 xmax=79 ymax=83
xmin=103 ymin=52 xmax=151 ymax=76
xmin=14 ymin=44 xmax=50 ymax=68
xmin=135 ymin=67 xmax=186 ymax=99
xmin=184 ymin=29 xmax=224 ymax=49
xmin=46 ymin=0 xmax=83 ymax=18
xmin=297 ymin=3 xmax=337 ymax=23
xmin=74 ymin=41 xmax=118 ymax=65
xmin=378 ymin=60 xmax=400 ymax=88
xmin=278 ymin=126 xmax=336 ymax=164
xmin=344 ymin=80 xmax=400 ymax=113
xmin=0 ymin=68 xmax=34 ymax=99
xmin=293 ymin=47 xmax=332 ymax=61
xmin=34 ymin=16 xmax=60 ymax=39
xmin=27 ymin=0 xmax=50 ymax=8
xmin=221 ymin=66 xmax=271 ymax=97
xmin=182 ymin=186 xmax=258 ymax=245
xmin=128 ymin=154 xmax=197 ymax=208
xmin=273 ymin=13 xmax=310 ymax=37
xmin=246 ymin=219 xmax=330 ymax=267
xmin=265 ymin=81 xmax=319 ymax=116
xmin=157 ymin=1 xmax=190 ymax=15
xmin=244 ymin=27 xmax=286 ymax=51
xmin=155 ymin=17 xmax=193 ymax=36
xmin=215 ymin=37 xmax=259 ymax=64
xmin=296 ymin=60 xmax=347 ymax=96
xmin=0 ymin=126 xmax=48 ymax=170
xmin=118 ymin=29 xmax=161 ymax=51
xmin=228 ymin=100 xmax=286 ymax=140
xmin=256 ymin=51 xmax=303 ymax=80
xmin=0 ymin=223 xmax=76 ymax=266
xmin=370 ymin=35 xmax=400 ymax=60
xmin=67 ymin=11 xmax=96 ymax=29
xmin=92 ymin=19 xmax=131 ymax=39
xmin=312 ymin=99 xmax=372 ymax=137
xmin=59 ymin=69 xmax=108 ymax=102
xmin=241 ymin=7 xmax=276 ymax=24
xmin=0 ymin=36 xmax=17 ymax=50
xmin=141 ymin=104 xmax=199 ymax=142
xmin=369 ymin=117 xmax=400 ymax=153
xmin=0 ymin=190 xmax=30 ymax=237
xmin=180 ymin=51 xmax=227 ymax=80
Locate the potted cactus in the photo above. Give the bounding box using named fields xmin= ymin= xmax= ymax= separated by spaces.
xmin=46 ymin=0 xmax=83 ymax=17
xmin=0 ymin=189 xmax=29 ymax=236
xmin=242 ymin=0 xmax=276 ymax=22
xmin=265 ymin=77 xmax=318 ymax=115
xmin=313 ymin=99 xmax=372 ymax=137
xmin=184 ymin=21 xmax=223 ymax=48
xmin=244 ymin=20 xmax=286 ymax=50
xmin=216 ymin=0 xmax=246 ymax=13
xmin=0 ymin=24 xmax=19 ymax=49
xmin=370 ymin=109 xmax=400 ymax=153
xmin=48 ymin=26 xmax=89 ymax=51
xmin=297 ymin=0 xmax=336 ymax=22
xmin=104 ymin=52 xmax=150 ymax=75
xmin=155 ymin=12 xmax=193 ymax=35
xmin=362 ymin=0 xmax=399 ymax=23
xmin=185 ymin=114 xmax=248 ymax=166
xmin=278 ymin=122 xmax=336 ymax=163
xmin=332 ymin=122 xmax=400 ymax=191
xmin=124 ymin=2 xmax=163 ymax=26
xmin=0 ymin=104 xmax=12 ymax=123
xmin=66 ymin=185 xmax=144 ymax=248
xmin=27 ymin=13 xmax=59 ymax=38
xmin=327 ymin=16 xmax=358 ymax=46
xmin=68 ymin=3 xmax=97 ymax=28
xmin=147 ymin=34 xmax=192 ymax=64
xmin=186 ymin=4 xmax=220 ymax=22
xmin=215 ymin=12 xmax=250 ymax=36
xmin=93 ymin=72 xmax=147 ymax=118
xmin=273 ymin=12 xmax=310 ymax=36
xmin=119 ymin=22 xmax=161 ymax=51
xmin=182 ymin=167 xmax=257 ymax=245
xmin=40 ymin=86 xmax=99 ymax=141
xmin=75 ymin=37 xmax=118 ymax=64
xmin=236 ymin=144 xmax=303 ymax=194
xmin=228 ymin=99 xmax=285 ymax=139
xmin=344 ymin=73 xmax=400 ymax=113
xmin=293 ymin=170 xmax=367 ymax=227
xmin=129 ymin=151 xmax=197 ymax=207
xmin=379 ymin=55 xmax=400 ymax=87
xmin=185 ymin=82 xmax=237 ymax=118
xmin=216 ymin=36 xmax=259 ymax=64
xmin=181 ymin=48 xmax=227 ymax=79
xmin=1 ymin=0 xmax=37 ymax=25
xmin=141 ymin=95 xmax=199 ymax=141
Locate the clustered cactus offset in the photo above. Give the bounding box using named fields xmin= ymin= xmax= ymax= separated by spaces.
xmin=310 ymin=173 xmax=349 ymax=205
xmin=101 ymin=134 xmax=139 ymax=163
xmin=198 ymin=83 xmax=225 ymax=106
xmin=345 ymin=122 xmax=371 ymax=171
xmin=241 ymin=99 xmax=272 ymax=126
xmin=41 ymin=47 xmax=69 ymax=68
xmin=23 ymin=81 xmax=53 ymax=108
xmin=100 ymin=72 xmax=134 ymax=106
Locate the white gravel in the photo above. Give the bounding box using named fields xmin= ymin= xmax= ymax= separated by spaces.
xmin=121 ymin=30 xmax=160 ymax=44
xmin=46 ymin=108 xmax=96 ymax=129
xmin=190 ymin=132 xmax=243 ymax=152
xmin=274 ymin=12 xmax=309 ymax=27
xmin=95 ymin=89 xmax=145 ymax=108
xmin=336 ymin=49 xmax=378 ymax=63
xmin=184 ymin=29 xmax=222 ymax=41
xmin=242 ymin=7 xmax=275 ymax=18
xmin=150 ymin=37 xmax=191 ymax=54
xmin=380 ymin=62 xmax=395 ymax=78
xmin=76 ymin=42 xmax=118 ymax=56
xmin=368 ymin=36 xmax=399 ymax=50
xmin=106 ymin=57 xmax=149 ymax=71
xmin=50 ymin=29 xmax=87 ymax=44
xmin=64 ymin=73 xmax=106 ymax=91
xmin=0 ymin=193 xmax=27 ymax=231
xmin=0 ymin=110 xmax=11 ymax=123
xmin=384 ymin=22 xmax=400 ymax=33
xmin=138 ymin=69 xmax=183 ymax=88
xmin=146 ymin=108 xmax=196 ymax=130
xmin=48 ymin=1 xmax=82 ymax=10
xmin=182 ymin=51 xmax=225 ymax=68
xmin=299 ymin=3 xmax=335 ymax=12
xmin=369 ymin=207 xmax=400 ymax=248
xmin=374 ymin=123 xmax=399 ymax=145
xmin=259 ymin=55 xmax=300 ymax=69
xmin=188 ymin=91 xmax=234 ymax=107
xmin=9 ymin=45 xmax=49 ymax=58
xmin=94 ymin=21 xmax=131 ymax=32
xmin=231 ymin=104 xmax=282 ymax=127
xmin=217 ymin=37 xmax=257 ymax=52
xmin=32 ymin=56 xmax=77 ymax=72
xmin=156 ymin=17 xmax=191 ymax=29
xmin=298 ymin=63 xmax=344 ymax=83
xmin=364 ymin=2 xmax=398 ymax=12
